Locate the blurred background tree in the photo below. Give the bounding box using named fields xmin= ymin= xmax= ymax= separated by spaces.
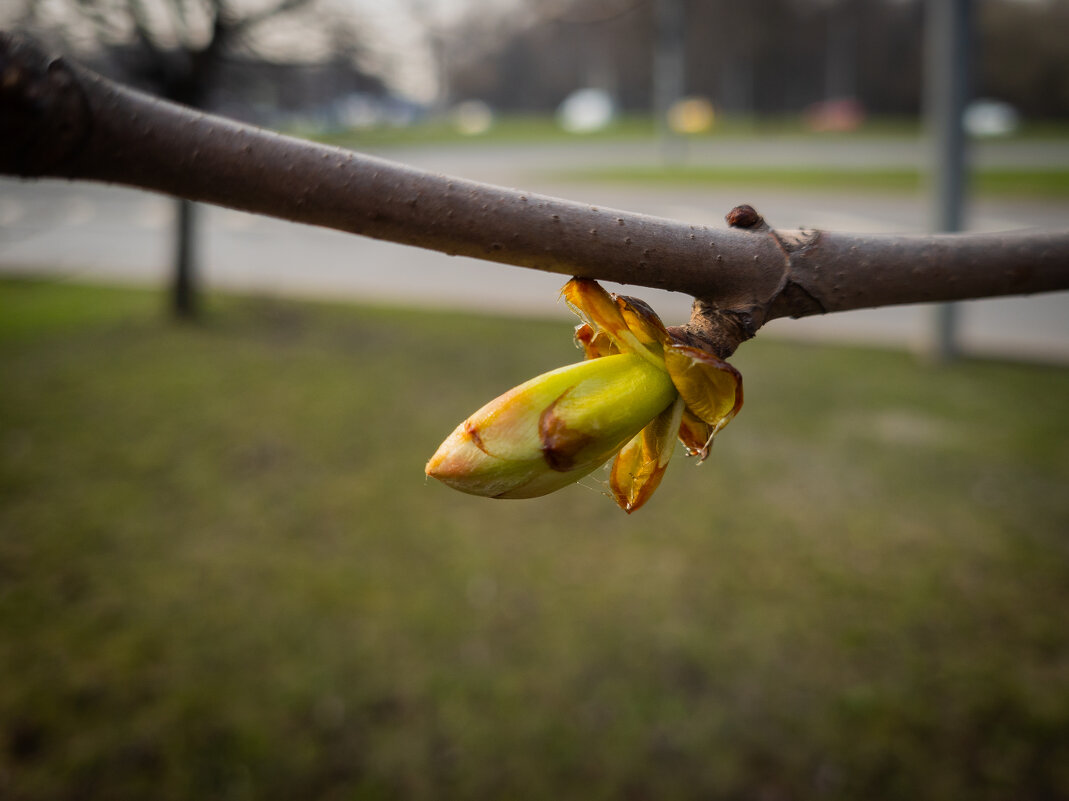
xmin=445 ymin=0 xmax=1068 ymax=120
xmin=12 ymin=0 xmax=382 ymax=318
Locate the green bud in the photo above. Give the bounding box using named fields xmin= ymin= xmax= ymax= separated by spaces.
xmin=426 ymin=352 xmax=677 ymax=499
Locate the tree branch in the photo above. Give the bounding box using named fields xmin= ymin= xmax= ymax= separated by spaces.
xmin=2 ymin=30 xmax=1068 ymax=357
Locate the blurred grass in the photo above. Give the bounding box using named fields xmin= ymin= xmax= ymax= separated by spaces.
xmin=2 ymin=277 xmax=1068 ymax=800
xmin=305 ymin=113 xmax=1069 ymax=150
xmin=305 ymin=113 xmax=660 ymax=148
xmin=557 ymin=165 xmax=1069 ymax=198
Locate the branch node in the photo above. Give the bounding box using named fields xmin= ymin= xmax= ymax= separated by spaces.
xmin=668 ymin=301 xmax=757 ymax=360
xmin=771 ymin=280 xmax=826 ymax=319
xmin=767 ymin=229 xmax=826 ymax=318
xmin=726 ymin=204 xmax=825 ymax=326
xmin=0 ymin=32 xmax=91 ymax=176
xmin=725 ymin=204 xmax=767 ymax=232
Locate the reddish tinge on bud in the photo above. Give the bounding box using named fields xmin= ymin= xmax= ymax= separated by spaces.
xmin=427 ymin=278 xmax=743 ymax=512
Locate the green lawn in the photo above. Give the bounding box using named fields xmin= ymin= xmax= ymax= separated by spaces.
xmin=307 ymin=113 xmax=1069 ymax=151
xmin=558 ymin=165 xmax=1069 ymax=198
xmin=305 ymin=114 xmax=660 ymax=148
xmin=2 ymin=278 xmax=1068 ymax=800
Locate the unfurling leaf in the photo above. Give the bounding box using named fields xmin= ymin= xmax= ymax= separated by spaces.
xmin=427 ymin=278 xmax=744 ymax=512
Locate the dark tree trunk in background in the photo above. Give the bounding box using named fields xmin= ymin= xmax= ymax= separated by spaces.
xmin=165 ymin=60 xmax=208 ymax=321
xmin=148 ymin=19 xmax=229 ymax=319
xmin=172 ymin=198 xmax=198 ymax=318
xmin=17 ymin=0 xmax=342 ymax=318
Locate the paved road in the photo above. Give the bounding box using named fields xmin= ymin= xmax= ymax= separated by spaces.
xmin=3 ymin=136 xmax=1068 ymax=361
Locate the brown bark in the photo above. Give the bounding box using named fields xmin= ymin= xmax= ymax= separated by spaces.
xmin=2 ymin=31 xmax=1068 ymax=357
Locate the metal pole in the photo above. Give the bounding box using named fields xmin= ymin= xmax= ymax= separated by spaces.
xmin=924 ymin=0 xmax=972 ymax=362
xmin=654 ymin=0 xmax=686 ymax=162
